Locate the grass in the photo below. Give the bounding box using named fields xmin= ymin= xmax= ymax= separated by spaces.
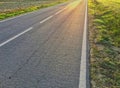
xmin=0 ymin=0 xmax=69 ymax=20
xmin=88 ymin=0 xmax=120 ymax=88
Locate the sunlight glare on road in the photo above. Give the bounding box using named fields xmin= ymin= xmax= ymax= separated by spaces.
xmin=67 ymin=0 xmax=81 ymax=10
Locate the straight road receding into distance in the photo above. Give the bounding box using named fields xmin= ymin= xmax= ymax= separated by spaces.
xmin=0 ymin=0 xmax=89 ymax=88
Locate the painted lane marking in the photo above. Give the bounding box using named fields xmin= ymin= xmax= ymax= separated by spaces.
xmin=55 ymin=10 xmax=64 ymax=15
xmin=0 ymin=6 xmax=65 ymax=47
xmin=54 ymin=7 xmax=67 ymax=15
xmin=0 ymin=27 xmax=33 ymax=47
xmin=79 ymin=0 xmax=89 ymax=88
xmin=0 ymin=3 xmax=68 ymax=47
xmin=40 ymin=15 xmax=53 ymax=24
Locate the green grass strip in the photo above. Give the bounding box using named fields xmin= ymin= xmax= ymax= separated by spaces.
xmin=89 ymin=0 xmax=120 ymax=88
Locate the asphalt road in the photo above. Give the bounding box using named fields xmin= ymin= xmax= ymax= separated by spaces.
xmin=0 ymin=0 xmax=87 ymax=88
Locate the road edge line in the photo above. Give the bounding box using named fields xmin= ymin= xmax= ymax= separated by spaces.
xmin=79 ymin=0 xmax=90 ymax=88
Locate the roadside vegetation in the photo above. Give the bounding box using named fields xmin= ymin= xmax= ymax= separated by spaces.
xmin=88 ymin=0 xmax=120 ymax=87
xmin=0 ymin=0 xmax=69 ymax=20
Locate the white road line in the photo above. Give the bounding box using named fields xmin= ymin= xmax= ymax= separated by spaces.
xmin=0 ymin=27 xmax=33 ymax=47
xmin=0 ymin=6 xmax=65 ymax=47
xmin=55 ymin=7 xmax=67 ymax=15
xmin=40 ymin=15 xmax=53 ymax=24
xmin=79 ymin=0 xmax=89 ymax=88
xmin=55 ymin=10 xmax=63 ymax=15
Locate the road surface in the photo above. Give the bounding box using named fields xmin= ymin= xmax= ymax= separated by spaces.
xmin=0 ymin=0 xmax=88 ymax=88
